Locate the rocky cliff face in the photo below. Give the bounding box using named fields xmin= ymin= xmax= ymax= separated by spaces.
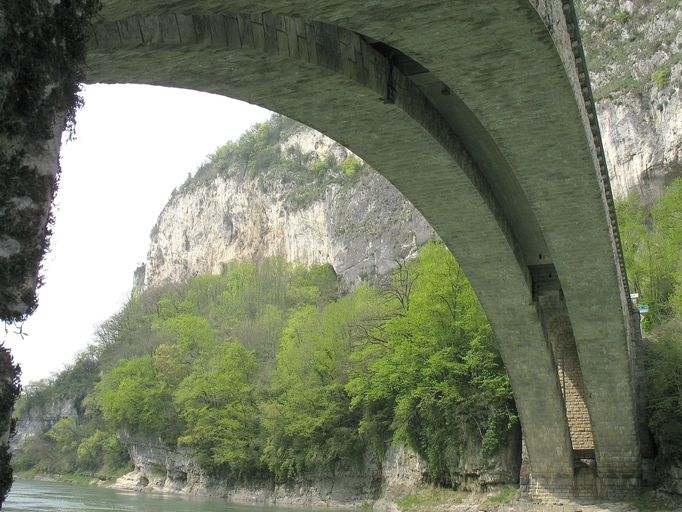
xmin=141 ymin=117 xmax=434 ymax=290
xmin=10 ymin=398 xmax=77 ymax=451
xmin=116 ymin=432 xmax=520 ymax=504
xmin=579 ymin=0 xmax=682 ymax=201
xmin=115 ymin=432 xmax=383 ymax=507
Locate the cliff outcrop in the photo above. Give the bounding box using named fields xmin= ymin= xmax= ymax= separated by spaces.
xmin=141 ymin=117 xmax=434 ymax=290
xmin=579 ymin=0 xmax=681 ymax=201
xmin=115 ymin=432 xmax=382 ymax=507
xmin=114 ymin=435 xmax=519 ymax=506
xmin=11 ymin=398 xmax=77 ymax=451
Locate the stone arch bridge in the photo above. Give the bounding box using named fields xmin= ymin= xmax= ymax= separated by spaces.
xmin=2 ymin=0 xmax=652 ymax=501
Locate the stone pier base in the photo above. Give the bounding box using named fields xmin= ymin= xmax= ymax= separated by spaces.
xmin=529 ymin=470 xmax=641 ymax=502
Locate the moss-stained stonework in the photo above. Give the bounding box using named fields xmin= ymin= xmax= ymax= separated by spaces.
xmin=0 ymin=0 xmax=100 ymax=322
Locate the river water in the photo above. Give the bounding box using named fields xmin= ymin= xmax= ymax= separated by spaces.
xmin=3 ymin=480 xmax=309 ymax=512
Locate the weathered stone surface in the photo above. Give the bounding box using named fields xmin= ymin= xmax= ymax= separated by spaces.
xmin=447 ymin=427 xmax=523 ymax=492
xmin=381 ymin=443 xmax=428 ymax=498
xmin=599 ymin=93 xmax=682 ymax=202
xmin=0 ymin=121 xmax=61 ymax=320
xmin=578 ymin=0 xmax=682 ymax=201
xmin=116 ymin=432 xmax=382 ymax=507
xmin=11 ymin=399 xmax=77 ymax=451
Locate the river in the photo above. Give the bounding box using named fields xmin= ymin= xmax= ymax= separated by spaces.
xmin=3 ymin=480 xmax=311 ymax=512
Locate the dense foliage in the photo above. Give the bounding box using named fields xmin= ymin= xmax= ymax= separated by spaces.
xmin=617 ymin=181 xmax=682 ymax=328
xmin=617 ymin=178 xmax=682 ymax=464
xmin=14 ymin=244 xmax=515 ymax=486
xmin=347 ymin=244 xmax=515 ymax=483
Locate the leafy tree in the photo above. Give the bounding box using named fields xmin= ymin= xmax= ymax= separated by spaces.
xmin=158 ymin=314 xmax=215 ymax=358
xmin=76 ymin=430 xmax=108 ymax=470
xmin=94 ymin=356 xmax=181 ymax=443
xmin=616 ymin=179 xmax=682 ymax=327
xmin=95 ymin=292 xmax=168 ymax=368
xmin=347 ymin=242 xmax=515 ymax=483
xmin=646 ymin=319 xmax=682 ymax=463
xmin=44 ymin=418 xmax=80 ymax=472
xmin=173 ymin=342 xmax=260 ymax=476
xmin=652 ymin=181 xmax=682 ymax=316
xmin=262 ymin=287 xmax=382 ymax=480
xmin=76 ymin=430 xmax=129 ymax=473
xmin=616 ymin=180 xmax=682 ymax=465
xmin=233 ymin=304 xmax=287 ymax=380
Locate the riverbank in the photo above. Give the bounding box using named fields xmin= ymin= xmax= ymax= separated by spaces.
xmin=377 ymin=486 xmax=679 ymax=512
xmin=15 ymin=473 xmax=680 ymax=512
xmin=15 ymin=469 xmax=120 ymax=487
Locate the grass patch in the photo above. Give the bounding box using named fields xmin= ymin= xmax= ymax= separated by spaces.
xmin=652 ymin=67 xmax=671 ymax=88
xmin=15 ymin=470 xmax=118 ymax=486
xmin=486 ymin=486 xmax=521 ymax=503
xmin=615 ymin=10 xmax=631 ymax=23
xmin=396 ymin=487 xmax=467 ymax=512
xmin=630 ymin=493 xmax=678 ymax=511
xmin=16 ymin=472 xmax=91 ymax=485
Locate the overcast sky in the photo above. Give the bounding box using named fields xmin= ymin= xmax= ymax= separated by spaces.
xmin=3 ymin=84 xmax=271 ymax=385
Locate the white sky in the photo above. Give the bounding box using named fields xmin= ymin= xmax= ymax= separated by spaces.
xmin=3 ymin=83 xmax=271 ymax=385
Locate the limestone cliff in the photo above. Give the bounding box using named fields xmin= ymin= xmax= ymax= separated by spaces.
xmin=10 ymin=398 xmax=77 ymax=451
xmin=578 ymin=0 xmax=682 ymax=201
xmin=115 ymin=432 xmax=383 ymax=507
xmin=115 ymin=431 xmax=521 ymax=504
xmin=141 ymin=116 xmax=434 ymax=290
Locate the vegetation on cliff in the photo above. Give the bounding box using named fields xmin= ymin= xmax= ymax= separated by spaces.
xmin=173 ymin=114 xmax=369 ymax=212
xmin=13 ymin=243 xmax=515 ymax=487
xmin=576 ymin=0 xmax=681 ymax=99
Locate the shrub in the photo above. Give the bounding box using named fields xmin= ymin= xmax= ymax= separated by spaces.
xmin=651 ymin=68 xmax=671 ymax=88
xmin=646 ymin=319 xmax=682 ymax=463
xmin=615 ymin=10 xmax=631 ymax=23
xmin=342 ymin=155 xmax=363 ymax=178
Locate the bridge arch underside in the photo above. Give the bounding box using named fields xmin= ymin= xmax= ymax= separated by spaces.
xmin=86 ymin=0 xmax=641 ymax=498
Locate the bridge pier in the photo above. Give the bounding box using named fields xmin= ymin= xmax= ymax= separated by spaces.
xmin=526 ymin=273 xmax=642 ymax=501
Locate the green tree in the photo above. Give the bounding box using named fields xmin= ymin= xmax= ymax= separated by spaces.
xmin=94 ymin=356 xmax=181 ymax=442
xmin=173 ymin=342 xmax=260 ymax=476
xmin=646 ymin=319 xmax=682 ymax=463
xmin=262 ymin=287 xmax=381 ymax=480
xmin=617 ymin=179 xmax=682 ymax=327
xmin=347 ymin=242 xmax=515 ymax=483
xmin=76 ymin=430 xmax=108 ymax=470
xmin=44 ymin=418 xmax=80 ymax=472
